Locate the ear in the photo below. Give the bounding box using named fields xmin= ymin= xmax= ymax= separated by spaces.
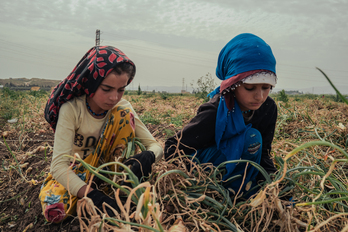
xmin=224 ymin=92 xmax=235 ymax=111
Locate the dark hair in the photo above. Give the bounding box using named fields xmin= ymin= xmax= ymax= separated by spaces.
xmin=113 ymin=62 xmax=136 ymax=85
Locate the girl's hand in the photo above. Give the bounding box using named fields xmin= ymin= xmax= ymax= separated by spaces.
xmin=123 ymin=151 xmax=155 ymax=181
xmin=87 ymin=189 xmax=119 ymax=217
xmin=77 ymin=185 xmax=94 ymax=199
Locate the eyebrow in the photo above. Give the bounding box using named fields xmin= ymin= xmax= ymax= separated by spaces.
xmin=100 ymin=84 xmax=127 ymax=89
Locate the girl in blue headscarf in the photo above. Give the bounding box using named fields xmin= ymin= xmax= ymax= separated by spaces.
xmin=164 ymin=33 xmax=278 ymax=197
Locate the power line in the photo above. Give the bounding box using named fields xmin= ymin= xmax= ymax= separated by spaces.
xmin=277 ymin=62 xmax=348 ymax=73
xmin=95 ymin=29 xmax=100 ymax=46
xmin=276 ymin=68 xmax=347 ymax=82
xmin=102 ymin=31 xmax=217 ymax=64
xmin=0 ymin=49 xmax=70 ymax=70
xmin=103 ymin=31 xmax=348 ymax=74
xmin=0 ymin=39 xmax=74 ymax=60
xmin=0 ymin=34 xmax=347 ymax=84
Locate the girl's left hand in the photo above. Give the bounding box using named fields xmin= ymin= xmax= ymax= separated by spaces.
xmin=123 ymin=151 xmax=155 ymax=181
xmin=87 ymin=189 xmax=119 ymax=216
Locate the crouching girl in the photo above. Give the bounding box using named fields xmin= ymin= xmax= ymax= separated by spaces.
xmin=39 ymin=46 xmax=163 ymax=223
xmin=165 ymin=33 xmax=278 ymax=197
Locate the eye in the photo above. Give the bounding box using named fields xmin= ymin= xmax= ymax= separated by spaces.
xmin=118 ymin=88 xmax=125 ymax=93
xmin=244 ymin=86 xmax=254 ymax=91
xmin=262 ymin=85 xmax=271 ymax=90
xmin=102 ymin=88 xmax=111 ymax=92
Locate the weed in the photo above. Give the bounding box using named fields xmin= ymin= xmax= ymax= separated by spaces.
xmin=37 ymin=171 xmax=46 ymax=178
xmin=163 ymin=128 xmax=175 ymax=138
xmin=160 ymin=92 xmax=169 ymax=100
xmin=278 ymin=89 xmax=289 ymax=102
xmin=139 ymin=111 xmax=161 ymax=125
xmin=191 ymin=72 xmax=216 ymax=102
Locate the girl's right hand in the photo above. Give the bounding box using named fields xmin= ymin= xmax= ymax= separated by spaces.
xmin=123 ymin=151 xmax=155 ymax=181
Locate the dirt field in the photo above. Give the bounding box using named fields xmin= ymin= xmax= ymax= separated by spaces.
xmin=0 ymin=93 xmax=188 ymax=232
xmin=0 ymin=123 xmax=79 ymax=231
xmin=1 ymin=93 xmax=347 ymax=231
xmin=0 ymin=122 xmax=170 ymax=232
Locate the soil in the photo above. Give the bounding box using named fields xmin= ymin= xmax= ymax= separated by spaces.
xmin=0 ymin=124 xmax=80 ymax=232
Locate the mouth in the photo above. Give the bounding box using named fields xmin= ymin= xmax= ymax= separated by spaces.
xmin=105 ymin=103 xmax=116 ymax=108
xmin=249 ymin=102 xmax=263 ymax=108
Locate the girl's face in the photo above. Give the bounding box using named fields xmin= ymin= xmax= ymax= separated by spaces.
xmin=88 ymin=71 xmax=129 ymax=115
xmin=233 ymin=83 xmax=271 ymax=112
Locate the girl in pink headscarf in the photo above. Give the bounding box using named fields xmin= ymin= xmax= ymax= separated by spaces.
xmin=39 ymin=46 xmax=163 ymax=223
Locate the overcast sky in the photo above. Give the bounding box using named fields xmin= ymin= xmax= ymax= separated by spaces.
xmin=0 ymin=0 xmax=347 ymax=93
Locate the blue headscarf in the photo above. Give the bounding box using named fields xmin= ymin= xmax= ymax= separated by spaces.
xmin=210 ymin=33 xmax=276 ymax=178
xmin=216 ymin=33 xmax=276 ymax=81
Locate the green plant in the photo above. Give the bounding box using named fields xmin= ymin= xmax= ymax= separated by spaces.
xmin=3 ymin=137 xmax=23 ymax=179
xmin=169 ymin=114 xmax=188 ymax=127
xmin=317 ymin=67 xmax=348 ymax=105
xmin=139 ymin=111 xmax=160 ymax=125
xmin=191 ymin=73 xmax=216 ymax=102
xmin=163 ymin=128 xmax=175 ymax=138
xmin=131 ymin=97 xmax=139 ymax=103
xmin=137 ymin=84 xmax=142 ymax=95
xmin=28 ymin=89 xmax=47 ymax=98
xmin=2 ymin=87 xmax=21 ymax=100
xmin=0 ymin=96 xmax=20 ymax=120
xmin=160 ymin=92 xmax=169 ymax=100
xmin=278 ymin=89 xmax=289 ymax=102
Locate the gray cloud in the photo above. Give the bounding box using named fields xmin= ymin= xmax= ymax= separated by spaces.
xmin=0 ymin=0 xmax=347 ymax=92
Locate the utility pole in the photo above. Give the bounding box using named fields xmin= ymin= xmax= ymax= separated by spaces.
xmin=96 ymin=29 xmax=100 ymax=46
xmin=182 ymin=78 xmax=185 ymax=92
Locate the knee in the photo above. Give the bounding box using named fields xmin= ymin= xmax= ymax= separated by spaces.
xmin=111 ymin=107 xmax=135 ymax=131
xmin=244 ymin=128 xmax=262 ymax=156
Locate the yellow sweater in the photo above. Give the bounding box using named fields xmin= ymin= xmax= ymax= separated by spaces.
xmin=50 ymin=95 xmax=163 ymax=196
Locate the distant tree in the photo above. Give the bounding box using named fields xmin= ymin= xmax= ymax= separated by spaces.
xmin=137 ymin=84 xmax=142 ymax=95
xmin=191 ymin=73 xmax=216 ymax=102
xmin=278 ymin=90 xmax=289 ymax=102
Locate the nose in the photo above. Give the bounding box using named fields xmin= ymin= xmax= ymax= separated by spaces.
xmin=110 ymin=93 xmax=118 ymax=102
xmin=254 ymin=89 xmax=263 ymax=100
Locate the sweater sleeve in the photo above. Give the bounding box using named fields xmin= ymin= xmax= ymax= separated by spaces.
xmin=164 ymin=99 xmax=217 ymax=159
xmin=50 ymin=103 xmax=87 ymax=196
xmin=118 ymin=99 xmax=164 ymax=162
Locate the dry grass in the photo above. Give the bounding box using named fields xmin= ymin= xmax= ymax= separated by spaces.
xmin=1 ymin=90 xmax=348 ymax=231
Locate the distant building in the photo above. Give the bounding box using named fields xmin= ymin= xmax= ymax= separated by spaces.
xmin=284 ymin=90 xmax=303 ymax=95
xmin=31 ymin=86 xmax=40 ymax=91
xmin=0 ymin=85 xmax=3 ymax=89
